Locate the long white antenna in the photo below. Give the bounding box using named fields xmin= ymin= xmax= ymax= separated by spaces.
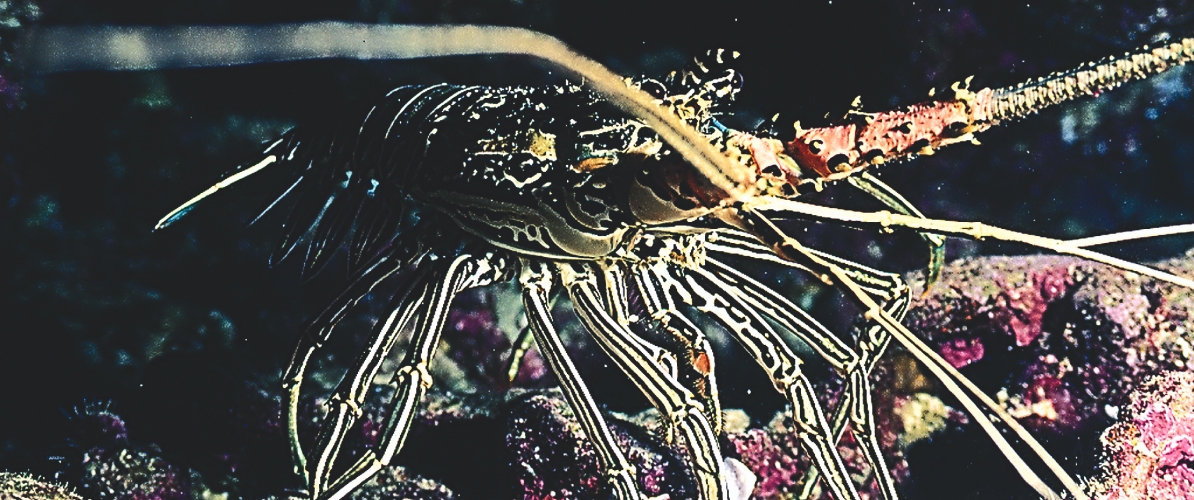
xmin=26 ymin=23 xmax=751 ymax=201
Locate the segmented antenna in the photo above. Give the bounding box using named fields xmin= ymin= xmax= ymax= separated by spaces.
xmin=786 ymin=38 xmax=1194 ymax=183
xmin=980 ymin=38 xmax=1194 ymax=123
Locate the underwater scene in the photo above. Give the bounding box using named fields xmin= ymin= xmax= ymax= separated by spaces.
xmin=5 ymin=1 xmax=1194 ymax=499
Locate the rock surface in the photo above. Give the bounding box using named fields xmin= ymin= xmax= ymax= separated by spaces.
xmin=7 ymin=251 xmax=1194 ymax=499
xmin=1090 ymin=370 xmax=1194 ymax=500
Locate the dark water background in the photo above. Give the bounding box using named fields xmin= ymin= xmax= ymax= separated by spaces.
xmin=4 ymin=0 xmax=1194 ymax=498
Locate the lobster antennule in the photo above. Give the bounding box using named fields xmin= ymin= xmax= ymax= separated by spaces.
xmin=785 ymin=37 xmax=1194 ymax=183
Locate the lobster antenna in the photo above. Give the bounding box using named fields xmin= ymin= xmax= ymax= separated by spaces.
xmin=979 ymin=38 xmax=1194 ymax=125
xmin=786 ymin=38 xmax=1194 ymax=181
xmin=755 ymin=197 xmax=1194 ymax=289
xmin=1066 ymin=223 xmax=1194 ymax=248
xmin=25 ymin=23 xmax=752 ymax=204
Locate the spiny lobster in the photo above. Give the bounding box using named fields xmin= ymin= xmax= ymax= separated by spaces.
xmin=25 ymin=10 xmax=1194 ymax=500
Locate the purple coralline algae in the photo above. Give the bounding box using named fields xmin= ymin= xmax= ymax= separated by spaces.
xmin=507 ymin=392 xmax=604 ymax=498
xmin=726 ymin=423 xmax=816 ymax=499
xmin=1090 ymin=371 xmax=1194 ymax=500
xmin=80 ymin=448 xmax=191 ymax=500
xmin=441 ymin=292 xmax=548 ymax=390
xmin=725 ymin=381 xmax=913 ymax=499
xmin=904 ymin=253 xmax=1194 ymax=434
xmin=505 ymin=391 xmax=693 ymax=499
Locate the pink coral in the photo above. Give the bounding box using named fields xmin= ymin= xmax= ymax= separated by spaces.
xmin=937 ymin=337 xmax=985 ymax=369
xmin=727 ymin=404 xmax=909 ymax=500
xmin=997 ymin=264 xmax=1074 ymax=347
xmin=905 ymin=254 xmax=1194 ymax=434
xmin=1093 ymin=371 xmax=1194 ymax=500
xmin=727 ymin=428 xmax=804 ymax=498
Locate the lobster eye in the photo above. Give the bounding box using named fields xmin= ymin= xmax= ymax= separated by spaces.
xmin=808 ymin=139 xmax=824 ymax=155
xmin=861 ymin=149 xmax=885 ymax=164
xmin=828 ymin=154 xmax=850 ymax=171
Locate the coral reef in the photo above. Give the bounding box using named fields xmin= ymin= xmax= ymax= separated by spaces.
xmin=905 ymin=253 xmax=1194 ymax=436
xmin=720 ymin=251 xmax=1194 ymax=499
xmin=0 ymin=472 xmax=84 ymax=500
xmin=6 ymin=2 xmax=1194 ymax=500
xmin=885 ymin=252 xmax=1194 ymax=498
xmin=1090 ymin=370 xmax=1194 ymax=500
xmin=79 ymin=447 xmax=191 ymax=500
xmin=505 ymin=392 xmax=691 ymax=500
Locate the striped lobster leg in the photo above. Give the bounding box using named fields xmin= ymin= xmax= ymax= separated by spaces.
xmin=311 ymin=252 xmax=512 ymax=500
xmin=557 ymin=262 xmax=730 ymax=500
xmin=518 ymin=259 xmax=642 ymax=500
xmin=281 ymin=246 xmax=425 ymax=484
xmin=702 ymin=229 xmax=910 ymax=500
xmin=624 ymin=261 xmax=724 ymax=436
xmin=637 ymin=256 xmax=861 ymax=500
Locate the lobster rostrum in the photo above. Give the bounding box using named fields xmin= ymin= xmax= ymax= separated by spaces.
xmin=137 ymin=27 xmax=1194 ymax=500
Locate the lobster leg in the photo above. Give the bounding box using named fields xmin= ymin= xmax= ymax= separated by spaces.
xmin=557 ymin=262 xmax=729 ymax=500
xmin=662 ymin=263 xmax=859 ymax=500
xmin=281 ymin=247 xmax=423 ymax=483
xmin=503 ymin=322 xmax=537 ymax=384
xmin=699 ymin=249 xmax=905 ymax=500
xmin=313 ymin=252 xmax=511 ymax=500
xmin=702 ymin=231 xmax=862 ymax=368
xmin=627 ymin=261 xmax=723 ymax=435
xmin=597 ymin=262 xmax=685 ymax=389
xmin=753 ymin=250 xmax=907 ymax=500
xmin=742 ymin=208 xmax=1084 ymax=500
xmin=518 ymin=260 xmax=642 ymax=500
xmin=606 ymin=259 xmax=755 ymax=496
xmin=847 ymin=172 xmax=946 ymax=292
xmin=306 ymin=272 xmax=433 ymax=497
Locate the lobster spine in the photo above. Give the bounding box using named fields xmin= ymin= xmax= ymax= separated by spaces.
xmin=785 ymin=38 xmax=1194 ymax=182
